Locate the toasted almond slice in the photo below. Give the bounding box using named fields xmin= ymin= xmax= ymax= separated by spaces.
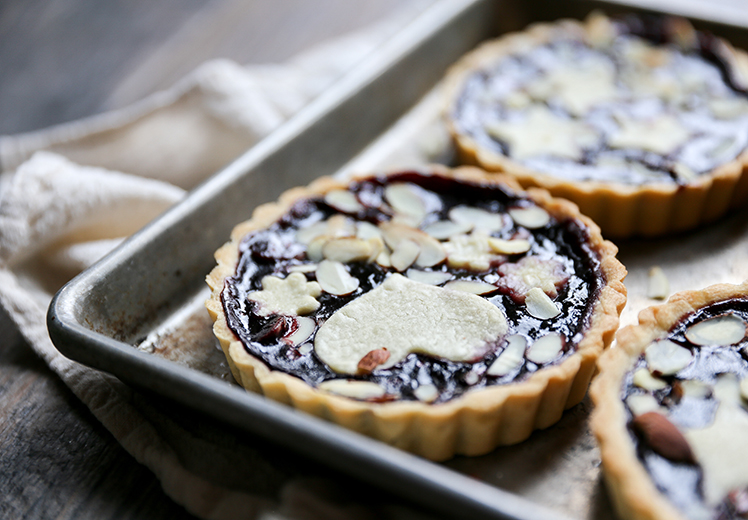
xmin=443 ymin=280 xmax=497 ymax=295
xmin=414 ymin=384 xmax=439 ymax=403
xmin=633 ymin=411 xmax=695 ymax=463
xmin=685 ymin=314 xmax=747 ymax=346
xmin=318 ymin=379 xmax=386 ymax=400
xmin=679 ymin=379 xmax=711 ymax=399
xmin=390 ymin=239 xmax=420 ymax=272
xmin=324 ymin=189 xmax=364 ymax=213
xmin=296 ymin=221 xmax=329 ymax=245
xmin=633 ymin=368 xmax=668 ymax=391
xmin=380 ymin=221 xmax=428 ymax=250
xmin=366 ymin=236 xmax=385 ymax=263
xmin=526 ymin=333 xmax=564 ymax=364
xmin=415 ymin=236 xmax=447 ymax=267
xmin=525 ymin=287 xmax=561 ymax=319
xmin=509 ymin=206 xmax=550 ymax=229
xmin=406 ymin=269 xmax=452 ymax=285
xmin=487 ymin=334 xmax=526 ymax=376
xmin=356 ymin=221 xmax=382 ymax=240
xmin=449 ymin=206 xmax=503 ymax=232
xmin=488 ymin=237 xmax=531 ymax=255
xmin=284 ymin=317 xmax=316 ymax=346
xmin=422 ymin=220 xmax=473 ymax=240
xmin=326 ymin=214 xmax=357 ymax=238
xmin=376 ymin=249 xmax=392 ymax=267
xmin=316 ymin=260 xmax=360 ymax=295
xmin=322 ymin=237 xmax=372 ymax=263
xmin=645 ymin=340 xmax=692 ymax=376
xmin=626 ymin=394 xmax=664 ymax=416
xmin=647 ymin=266 xmax=670 ymax=300
xmin=288 ymin=263 xmax=318 ymax=273
xmin=306 ymin=235 xmax=328 ymax=262
xmin=463 ymin=370 xmax=480 ymax=386
xmin=385 ymin=183 xmax=427 ymax=223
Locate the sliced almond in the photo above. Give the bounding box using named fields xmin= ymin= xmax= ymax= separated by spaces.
xmin=414 ymin=384 xmax=439 ymax=403
xmin=376 ymin=249 xmax=392 ymax=267
xmin=326 ymin=214 xmax=356 ymax=238
xmin=422 ymin=220 xmax=473 ymax=240
xmin=324 ymin=189 xmax=364 ymax=213
xmin=385 ymin=183 xmax=427 ymax=224
xmin=316 ymin=260 xmax=360 ymax=295
xmin=645 ymin=340 xmax=692 ymax=376
xmin=685 ymin=314 xmax=747 ymax=346
xmin=406 ymin=269 xmax=452 ymax=286
xmin=443 ymin=280 xmax=497 ymax=295
xmin=284 ymin=317 xmax=316 ymax=346
xmin=632 ymin=411 xmax=695 ymax=463
xmin=442 ymin=233 xmax=493 ymax=272
xmin=390 ymin=239 xmax=420 ymax=272
xmin=306 ymin=235 xmax=328 ymax=262
xmin=633 ymin=368 xmax=668 ymax=391
xmin=526 ymin=332 xmax=564 ymax=364
xmin=318 ymin=379 xmax=386 ymax=400
xmin=463 ymin=370 xmax=480 ymax=386
xmin=296 ymin=221 xmax=329 ymax=245
xmin=449 ymin=206 xmax=503 ymax=232
xmin=488 ymin=237 xmax=531 ymax=255
xmin=626 ymin=394 xmax=664 ymax=416
xmin=525 ymin=287 xmax=561 ymax=319
xmin=679 ymin=379 xmax=711 ymax=399
xmin=322 ymin=237 xmax=372 ymax=263
xmin=366 ymin=236 xmax=385 ymax=263
xmin=415 ymin=236 xmax=447 ymax=268
xmin=509 ymin=206 xmax=550 ymax=229
xmin=356 ymin=221 xmax=382 ymax=240
xmin=288 ymin=263 xmax=318 ymax=273
xmin=487 ymin=334 xmax=526 ymax=376
xmin=646 ymin=266 xmax=669 ymax=300
xmin=357 ymin=348 xmax=390 ymax=375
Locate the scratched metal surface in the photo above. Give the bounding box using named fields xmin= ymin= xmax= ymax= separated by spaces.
xmin=49 ymin=0 xmax=748 ymax=519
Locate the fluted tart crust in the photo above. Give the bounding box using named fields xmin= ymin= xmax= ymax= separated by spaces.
xmin=444 ymin=13 xmax=748 ymax=238
xmin=207 ymin=165 xmax=626 ymax=461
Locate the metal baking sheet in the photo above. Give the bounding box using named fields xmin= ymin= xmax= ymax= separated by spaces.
xmin=47 ymin=1 xmax=748 ymax=519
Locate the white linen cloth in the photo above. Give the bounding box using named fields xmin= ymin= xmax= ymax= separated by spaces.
xmin=0 ymin=5 xmax=435 ymax=519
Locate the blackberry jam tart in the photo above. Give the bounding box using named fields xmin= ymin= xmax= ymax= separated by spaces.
xmin=591 ymin=281 xmax=748 ymax=520
xmin=444 ymin=13 xmax=748 ymax=238
xmin=206 ymin=166 xmax=626 ymax=460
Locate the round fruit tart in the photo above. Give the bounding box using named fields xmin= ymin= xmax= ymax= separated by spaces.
xmin=444 ymin=12 xmax=748 ymax=238
xmin=206 ymin=166 xmax=626 ymax=460
xmin=591 ymin=281 xmax=748 ymax=520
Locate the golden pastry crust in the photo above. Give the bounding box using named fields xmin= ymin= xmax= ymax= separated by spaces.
xmin=206 ymin=165 xmax=627 ymax=461
xmin=590 ymin=280 xmax=748 ymax=520
xmin=443 ymin=14 xmax=748 ymax=238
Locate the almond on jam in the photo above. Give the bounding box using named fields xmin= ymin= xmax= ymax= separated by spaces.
xmin=207 ymin=166 xmax=626 ymax=461
xmin=444 ymin=13 xmax=748 ymax=238
xmin=592 ymin=281 xmax=748 ymax=520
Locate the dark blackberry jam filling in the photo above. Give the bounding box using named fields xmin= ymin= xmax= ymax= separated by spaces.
xmin=452 ymin=15 xmax=748 ymax=185
xmin=622 ymin=300 xmax=748 ymax=519
xmin=222 ymin=172 xmax=604 ymax=403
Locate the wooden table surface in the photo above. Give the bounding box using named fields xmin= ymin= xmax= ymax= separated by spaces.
xmin=2 ymin=1 xmax=747 ymax=519
xmin=0 ymin=2 xmax=426 ymax=518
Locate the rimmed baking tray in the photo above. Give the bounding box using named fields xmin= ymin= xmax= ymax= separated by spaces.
xmin=48 ymin=1 xmax=748 ymax=519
